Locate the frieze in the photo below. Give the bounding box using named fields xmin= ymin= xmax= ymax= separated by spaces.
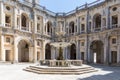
xmin=35 ymin=34 xmax=42 ymax=39
xmin=109 ymin=30 xmax=120 ymax=36
xmin=22 ymin=6 xmax=31 ymax=13
xmin=41 ymin=35 xmax=52 ymax=40
xmin=15 ymin=30 xmax=32 ymax=37
xmin=2 ymin=28 xmax=14 ymax=34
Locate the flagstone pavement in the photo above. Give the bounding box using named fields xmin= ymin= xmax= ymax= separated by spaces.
xmin=0 ymin=63 xmax=120 ymax=80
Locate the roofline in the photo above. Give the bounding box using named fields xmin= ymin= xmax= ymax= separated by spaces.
xmin=3 ymin=0 xmax=106 ymax=17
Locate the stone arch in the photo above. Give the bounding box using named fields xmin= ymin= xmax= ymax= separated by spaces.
xmin=18 ymin=40 xmax=30 ymax=62
xmin=69 ymin=21 xmax=75 ymax=33
xmin=90 ymin=40 xmax=104 ymax=64
xmin=17 ymin=37 xmax=33 ymax=47
xmin=70 ymin=43 xmax=76 ymax=59
xmin=93 ymin=13 xmax=101 ymax=31
xmin=15 ymin=37 xmax=33 ymax=62
xmin=45 ymin=43 xmax=51 ymax=60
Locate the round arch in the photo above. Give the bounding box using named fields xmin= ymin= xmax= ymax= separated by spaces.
xmin=70 ymin=43 xmax=76 ymax=60
xmin=17 ymin=37 xmax=33 ymax=47
xmin=90 ymin=40 xmax=104 ymax=64
xmin=45 ymin=43 xmax=51 ymax=60
xmin=18 ymin=40 xmax=30 ymax=62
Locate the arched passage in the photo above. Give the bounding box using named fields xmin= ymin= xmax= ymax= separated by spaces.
xmin=70 ymin=44 xmax=76 ymax=59
xmin=90 ymin=40 xmax=104 ymax=64
xmin=18 ymin=40 xmax=29 ymax=62
xmin=45 ymin=44 xmax=51 ymax=60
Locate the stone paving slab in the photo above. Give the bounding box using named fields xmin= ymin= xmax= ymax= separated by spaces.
xmin=0 ymin=63 xmax=120 ymax=80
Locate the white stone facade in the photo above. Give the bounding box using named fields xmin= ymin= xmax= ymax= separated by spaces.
xmin=0 ymin=0 xmax=120 ymax=65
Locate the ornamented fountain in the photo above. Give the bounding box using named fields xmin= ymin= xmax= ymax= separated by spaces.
xmin=40 ymin=22 xmax=82 ymax=67
xmin=24 ymin=22 xmax=97 ymax=74
xmin=50 ymin=22 xmax=71 ymax=60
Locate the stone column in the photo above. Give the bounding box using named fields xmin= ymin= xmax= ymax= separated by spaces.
xmin=19 ymin=15 xmax=21 ymax=30
xmin=0 ymin=1 xmax=4 ymax=26
xmin=76 ymin=40 xmax=80 ymax=59
xmin=117 ymin=45 xmax=120 ymax=63
xmin=91 ymin=19 xmax=93 ymax=32
xmin=33 ymin=40 xmax=37 ymax=62
xmin=117 ymin=36 xmax=120 ymax=63
xmin=101 ymin=16 xmax=103 ymax=30
xmin=87 ymin=47 xmax=91 ymax=63
xmin=104 ymin=39 xmax=107 ymax=64
xmin=29 ymin=47 xmax=34 ymax=62
xmin=46 ymin=20 xmax=48 ymax=35
xmin=42 ymin=41 xmax=46 ymax=60
xmin=85 ymin=37 xmax=88 ymax=62
xmin=77 ymin=17 xmax=80 ymax=34
xmin=107 ymin=37 xmax=111 ymax=64
xmin=0 ymin=35 xmax=5 ymax=61
xmin=0 ymin=1 xmax=4 ymax=25
xmin=108 ymin=48 xmax=112 ymax=63
xmin=29 ymin=21 xmax=31 ymax=32
xmin=92 ymin=16 xmax=95 ymax=32
xmin=43 ymin=19 xmax=46 ymax=35
xmin=51 ymin=46 xmax=55 ymax=59
xmin=40 ymin=22 xmax=42 ymax=34
xmin=67 ymin=46 xmax=70 ymax=59
xmin=87 ymin=41 xmax=91 ymax=63
xmin=13 ymin=36 xmax=18 ymax=62
xmin=64 ymin=47 xmax=67 ymax=60
xmin=13 ymin=7 xmax=17 ymax=29
xmin=53 ymin=47 xmax=56 ymax=59
xmin=68 ymin=26 xmax=69 ymax=36
xmin=106 ymin=7 xmax=110 ymax=29
xmin=62 ymin=47 xmax=65 ymax=59
xmin=54 ymin=47 xmax=56 ymax=59
xmin=56 ymin=48 xmax=59 ymax=59
xmin=86 ymin=11 xmax=89 ymax=33
xmin=33 ymin=12 xmax=37 ymax=33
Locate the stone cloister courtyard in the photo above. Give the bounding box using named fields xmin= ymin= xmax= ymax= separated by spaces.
xmin=0 ymin=63 xmax=120 ymax=80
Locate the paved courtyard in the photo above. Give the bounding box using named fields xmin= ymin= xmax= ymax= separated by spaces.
xmin=0 ymin=63 xmax=120 ymax=80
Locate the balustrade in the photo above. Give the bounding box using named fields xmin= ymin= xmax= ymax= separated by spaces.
xmin=5 ymin=23 xmax=11 ymax=27
xmin=111 ymin=24 xmax=118 ymax=28
xmin=21 ymin=26 xmax=29 ymax=31
xmin=94 ymin=28 xmax=101 ymax=31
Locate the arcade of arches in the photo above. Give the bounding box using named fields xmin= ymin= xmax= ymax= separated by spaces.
xmin=3 ymin=38 xmax=118 ymax=65
xmin=45 ymin=43 xmax=77 ymax=60
xmin=43 ymin=39 xmax=118 ymax=65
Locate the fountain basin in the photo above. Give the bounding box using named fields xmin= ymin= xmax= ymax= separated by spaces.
xmin=40 ymin=60 xmax=82 ymax=67
xmin=50 ymin=42 xmax=71 ymax=48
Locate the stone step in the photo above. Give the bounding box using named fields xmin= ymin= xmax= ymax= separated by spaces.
xmin=23 ymin=65 xmax=98 ymax=75
xmin=29 ymin=65 xmax=92 ymax=70
xmin=24 ymin=68 xmax=97 ymax=75
xmin=27 ymin=66 xmax=95 ymax=72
